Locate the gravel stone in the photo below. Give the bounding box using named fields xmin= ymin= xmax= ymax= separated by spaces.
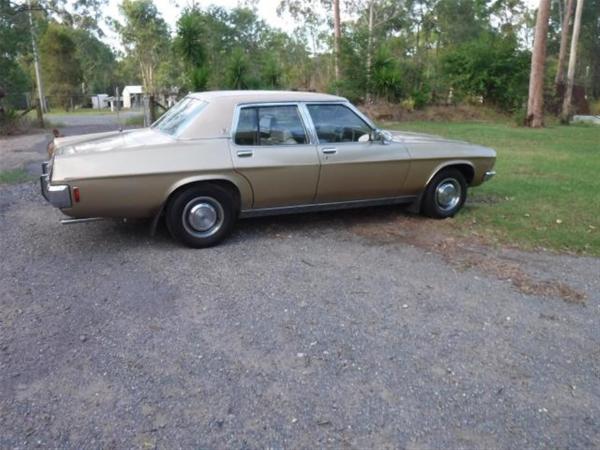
xmin=0 ymin=124 xmax=598 ymax=448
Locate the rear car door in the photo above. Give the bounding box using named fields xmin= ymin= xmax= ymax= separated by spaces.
xmin=305 ymin=103 xmax=411 ymax=203
xmin=229 ymin=104 xmax=319 ymax=208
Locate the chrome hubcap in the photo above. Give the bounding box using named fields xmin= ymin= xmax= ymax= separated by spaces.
xmin=435 ymin=178 xmax=462 ymax=212
xmin=189 ymin=203 xmax=218 ymax=231
xmin=182 ymin=197 xmax=224 ymax=238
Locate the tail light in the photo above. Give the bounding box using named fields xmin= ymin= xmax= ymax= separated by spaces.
xmin=72 ymin=187 xmax=80 ymax=203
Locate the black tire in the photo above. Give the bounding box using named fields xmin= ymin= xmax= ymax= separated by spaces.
xmin=166 ymin=184 xmax=236 ymax=248
xmin=421 ymin=168 xmax=468 ymax=219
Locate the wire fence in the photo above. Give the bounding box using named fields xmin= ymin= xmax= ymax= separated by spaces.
xmin=1 ymin=92 xmax=177 ymax=113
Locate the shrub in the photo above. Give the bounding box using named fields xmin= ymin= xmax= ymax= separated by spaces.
xmin=441 ymin=33 xmax=530 ymax=111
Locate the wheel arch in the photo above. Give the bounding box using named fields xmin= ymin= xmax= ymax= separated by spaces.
xmin=425 ymin=161 xmax=475 ymax=187
xmin=149 ymin=175 xmax=251 ymax=236
xmin=166 ymin=176 xmax=246 ymax=212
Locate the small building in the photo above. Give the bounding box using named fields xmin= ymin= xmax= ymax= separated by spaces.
xmin=91 ymin=94 xmax=109 ymax=109
xmin=122 ymin=85 xmax=143 ymax=109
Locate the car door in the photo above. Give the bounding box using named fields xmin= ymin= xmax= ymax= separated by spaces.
xmin=305 ymin=103 xmax=411 ymax=203
xmin=230 ymin=104 xmax=320 ymax=208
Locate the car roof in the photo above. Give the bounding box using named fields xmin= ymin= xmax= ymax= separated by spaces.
xmin=188 ymin=90 xmax=347 ymax=103
xmin=177 ymin=90 xmax=353 ymax=139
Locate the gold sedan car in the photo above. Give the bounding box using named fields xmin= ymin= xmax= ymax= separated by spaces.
xmin=41 ymin=91 xmax=496 ymax=247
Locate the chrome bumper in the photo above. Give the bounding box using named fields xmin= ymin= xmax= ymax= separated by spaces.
xmin=483 ymin=170 xmax=496 ymax=182
xmin=40 ymin=162 xmax=72 ymax=209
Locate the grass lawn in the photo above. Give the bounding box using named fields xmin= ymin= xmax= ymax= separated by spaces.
xmin=385 ymin=121 xmax=600 ymax=256
xmin=0 ymin=168 xmax=32 ymax=185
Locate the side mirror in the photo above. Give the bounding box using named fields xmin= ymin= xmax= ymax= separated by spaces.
xmin=371 ymin=129 xmax=392 ymax=144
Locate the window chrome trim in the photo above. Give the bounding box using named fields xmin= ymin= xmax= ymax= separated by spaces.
xmin=230 ymin=102 xmax=314 ymax=147
xmin=302 ymin=101 xmax=375 ymax=145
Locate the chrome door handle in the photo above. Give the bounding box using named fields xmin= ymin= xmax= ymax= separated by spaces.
xmin=322 ymin=148 xmax=337 ymax=155
xmin=237 ymin=150 xmax=253 ymax=158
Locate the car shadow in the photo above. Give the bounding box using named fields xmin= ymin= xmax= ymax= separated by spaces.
xmin=231 ymin=204 xmax=428 ymax=242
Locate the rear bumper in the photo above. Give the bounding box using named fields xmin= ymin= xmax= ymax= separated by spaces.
xmin=40 ymin=162 xmax=72 ymax=209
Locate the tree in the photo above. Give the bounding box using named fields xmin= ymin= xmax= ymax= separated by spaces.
xmin=116 ymin=0 xmax=170 ymax=94
xmin=39 ymin=23 xmax=82 ymax=110
xmin=226 ymin=47 xmax=250 ymax=89
xmin=0 ymin=0 xmax=31 ymax=109
xmin=442 ymin=33 xmax=530 ymax=110
xmin=526 ymin=0 xmax=551 ymax=127
xmin=175 ymin=8 xmax=209 ymax=91
xmin=69 ymin=28 xmax=117 ymax=94
xmin=261 ymin=54 xmax=283 ymax=88
xmin=333 ymin=0 xmax=341 ymax=83
xmin=555 ymin=0 xmax=575 ymax=87
xmin=561 ymin=0 xmax=585 ymax=122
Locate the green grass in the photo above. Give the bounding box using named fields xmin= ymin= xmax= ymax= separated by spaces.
xmin=385 ymin=121 xmax=600 ymax=256
xmin=0 ymin=168 xmax=32 ymax=185
xmin=123 ymin=115 xmax=145 ymax=126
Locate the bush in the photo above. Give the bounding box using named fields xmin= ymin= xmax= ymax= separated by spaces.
xmin=441 ymin=33 xmax=530 ymax=111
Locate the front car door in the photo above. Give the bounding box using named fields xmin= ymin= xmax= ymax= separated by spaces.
xmin=305 ymin=103 xmax=411 ymax=203
xmin=229 ymin=104 xmax=319 ymax=208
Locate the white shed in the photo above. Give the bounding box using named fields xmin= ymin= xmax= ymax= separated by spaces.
xmin=122 ymin=85 xmax=143 ymax=109
xmin=91 ymin=94 xmax=109 ymax=109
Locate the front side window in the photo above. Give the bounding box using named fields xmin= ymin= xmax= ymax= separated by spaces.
xmin=307 ymin=104 xmax=372 ymax=143
xmin=234 ymin=105 xmax=308 ymax=146
xmin=152 ymin=97 xmax=208 ymax=137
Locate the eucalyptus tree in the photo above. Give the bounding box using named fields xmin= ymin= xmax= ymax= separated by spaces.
xmin=526 ymin=0 xmax=552 ymax=127
xmin=116 ymin=0 xmax=170 ymax=94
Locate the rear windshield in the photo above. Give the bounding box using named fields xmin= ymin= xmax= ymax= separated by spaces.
xmin=152 ymin=97 xmax=208 ymax=137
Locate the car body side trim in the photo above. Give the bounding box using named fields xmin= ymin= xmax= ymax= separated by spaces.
xmin=239 ymin=195 xmax=417 ymax=218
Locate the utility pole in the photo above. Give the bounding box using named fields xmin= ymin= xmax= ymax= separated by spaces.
xmin=27 ymin=0 xmax=46 ymax=113
xmin=561 ymin=0 xmax=585 ymax=123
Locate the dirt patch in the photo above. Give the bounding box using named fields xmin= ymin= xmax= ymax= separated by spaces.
xmin=358 ymin=102 xmax=508 ymax=123
xmin=350 ymin=214 xmax=586 ymax=304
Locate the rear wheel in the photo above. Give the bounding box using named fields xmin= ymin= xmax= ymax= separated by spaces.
xmin=421 ymin=168 xmax=467 ymax=219
xmin=166 ymin=184 xmax=236 ymax=248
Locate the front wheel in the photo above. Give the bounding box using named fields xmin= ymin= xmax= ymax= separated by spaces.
xmin=166 ymin=184 xmax=236 ymax=248
xmin=421 ymin=168 xmax=467 ymax=219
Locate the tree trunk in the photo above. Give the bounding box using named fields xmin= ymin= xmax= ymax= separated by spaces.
xmin=561 ymin=0 xmax=585 ymax=122
xmin=526 ymin=0 xmax=552 ymax=128
xmin=555 ymin=0 xmax=575 ymax=87
xmin=365 ymin=1 xmax=374 ymax=102
xmin=333 ymin=0 xmax=341 ymax=85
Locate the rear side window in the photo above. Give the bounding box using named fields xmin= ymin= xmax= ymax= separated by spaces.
xmin=307 ymin=104 xmax=371 ymax=143
xmin=234 ymin=105 xmax=308 ymax=146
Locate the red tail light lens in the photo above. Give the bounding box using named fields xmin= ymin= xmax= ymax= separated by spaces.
xmin=72 ymin=187 xmax=80 ymax=203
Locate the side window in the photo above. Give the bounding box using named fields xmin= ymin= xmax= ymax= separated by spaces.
xmin=234 ymin=105 xmax=308 ymax=146
xmin=307 ymin=104 xmax=372 ymax=143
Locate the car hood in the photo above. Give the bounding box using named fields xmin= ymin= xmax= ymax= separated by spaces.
xmin=385 ymin=130 xmax=470 ymax=146
xmin=54 ymin=128 xmax=173 ymax=157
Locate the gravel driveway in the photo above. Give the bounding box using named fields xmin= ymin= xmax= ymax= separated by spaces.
xmin=0 ymin=125 xmax=599 ymax=449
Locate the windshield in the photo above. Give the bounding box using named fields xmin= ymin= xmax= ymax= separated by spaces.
xmin=151 ymin=97 xmax=208 ymax=137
